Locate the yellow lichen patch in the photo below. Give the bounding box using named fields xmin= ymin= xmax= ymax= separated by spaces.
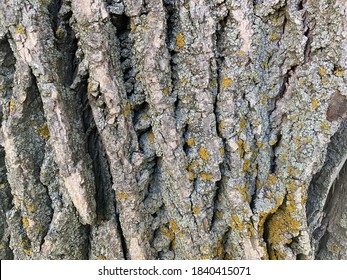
xmin=236 ymin=139 xmax=245 ymax=158
xmin=230 ymin=215 xmax=244 ymax=231
xmin=200 ymin=172 xmax=213 ymax=181
xmin=124 ymin=102 xmax=131 ymax=118
xmin=177 ymin=232 xmax=183 ymax=238
xmin=130 ymin=24 xmax=137 ymax=31
xmin=240 ymin=116 xmax=246 ymax=130
xmin=163 ymin=87 xmax=169 ymax=95
xmin=21 ymin=240 xmax=33 ymax=255
xmin=298 ymin=79 xmax=304 ymax=88
xmin=181 ymin=78 xmax=188 ymax=85
xmin=289 ymin=114 xmax=299 ymax=121
xmin=160 ymin=226 xmax=175 ymax=240
xmin=256 ymin=141 xmax=264 ymax=149
xmin=246 ymin=224 xmax=256 ymax=237
xmin=236 ymin=184 xmax=248 ymax=201
xmin=304 ymin=138 xmax=313 ymax=143
xmin=27 ymin=202 xmax=36 ymax=214
xmin=37 ymin=125 xmax=50 ymax=140
xmin=143 ymin=25 xmax=151 ymax=30
xmin=267 ymin=208 xmax=301 ymax=252
xmin=22 ymin=217 xmax=29 ymax=230
xmin=271 ymin=18 xmax=278 ymax=24
xmin=219 ymin=120 xmax=225 ymax=130
xmin=265 ymin=192 xmax=273 ymax=199
xmin=311 ymin=98 xmax=319 ymax=110
xmin=216 ymin=211 xmax=223 ymax=219
xmin=188 ymin=172 xmax=195 ymax=181
xmin=142 ymin=114 xmax=148 ymax=121
xmin=116 ymin=193 xmax=129 ymax=199
xmin=243 ymin=159 xmax=251 ymax=172
xmin=221 ymin=76 xmax=233 ymax=89
xmin=176 ymin=33 xmax=185 ymax=48
xmin=16 ymin=24 xmax=25 ymax=35
xmin=201 ymin=254 xmax=211 ymax=259
xmin=287 ymin=166 xmax=295 ymax=176
xmin=212 ymin=240 xmax=224 ymax=258
xmin=269 ymin=34 xmax=278 ymax=41
xmin=319 ymin=68 xmax=327 ymax=76
xmin=322 ymin=76 xmax=328 ymax=84
xmin=295 ymin=135 xmax=301 ymax=147
xmin=211 ymin=79 xmax=218 ymax=87
xmin=219 ymin=148 xmax=225 ymax=155
xmin=258 ymin=213 xmax=268 ymax=237
xmin=321 ymin=121 xmax=330 ymax=130
xmin=269 ymin=139 xmax=277 ymax=146
xmin=334 ymin=69 xmax=345 ymax=76
xmin=260 ymin=94 xmax=269 ymax=105
xmin=183 ymin=3 xmax=190 ymax=9
xmin=201 ymin=245 xmax=209 ymax=252
xmin=187 ymin=138 xmax=195 ymax=147
xmin=29 ymin=120 xmax=38 ymax=126
xmin=98 ymin=255 xmax=107 ymax=260
xmin=239 ymin=50 xmax=245 ymax=56
xmin=192 ymin=207 xmax=200 ymax=215
xmin=288 ymin=182 xmax=299 ymax=193
xmin=87 ymin=82 xmax=93 ymax=91
xmin=148 ymin=132 xmax=155 ymax=144
xmin=329 ymin=244 xmax=341 ymax=253
xmin=263 ymin=62 xmax=269 ymax=69
xmin=187 ymin=161 xmax=200 ymax=171
xmin=9 ymin=100 xmax=15 ymax=112
xmin=55 ymin=27 xmax=64 ymax=38
xmin=270 ymin=249 xmax=288 ymax=260
xmin=169 ymin=220 xmax=179 ymax=232
xmin=256 ymin=179 xmax=262 ymax=189
xmin=267 ymin=174 xmax=277 ymax=185
xmin=199 ymin=147 xmax=209 ymax=162
xmin=280 ymin=153 xmax=287 ymax=162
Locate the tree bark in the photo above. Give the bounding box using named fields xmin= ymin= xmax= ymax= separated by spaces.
xmin=0 ymin=0 xmax=347 ymax=260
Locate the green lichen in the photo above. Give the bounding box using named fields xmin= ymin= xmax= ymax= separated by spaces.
xmin=199 ymin=147 xmax=209 ymax=162
xmin=37 ymin=124 xmax=50 ymax=140
xmin=176 ymin=33 xmax=185 ymax=48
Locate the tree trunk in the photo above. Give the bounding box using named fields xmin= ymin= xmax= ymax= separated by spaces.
xmin=0 ymin=0 xmax=346 ymax=260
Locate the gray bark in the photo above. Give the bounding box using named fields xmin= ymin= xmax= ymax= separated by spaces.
xmin=0 ymin=0 xmax=347 ymax=260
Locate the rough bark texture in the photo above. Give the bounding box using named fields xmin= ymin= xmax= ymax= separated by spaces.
xmin=0 ymin=0 xmax=347 ymax=260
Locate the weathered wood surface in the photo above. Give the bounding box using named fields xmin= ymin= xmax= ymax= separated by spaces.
xmin=0 ymin=0 xmax=347 ymax=260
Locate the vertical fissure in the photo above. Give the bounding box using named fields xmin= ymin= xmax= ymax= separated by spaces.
xmin=52 ymin=2 xmax=77 ymax=86
xmin=300 ymin=0 xmax=311 ymax=64
xmin=211 ymin=11 xmax=230 ymax=228
xmin=307 ymin=119 xmax=347 ymax=257
xmin=315 ymin=160 xmax=347 ymax=259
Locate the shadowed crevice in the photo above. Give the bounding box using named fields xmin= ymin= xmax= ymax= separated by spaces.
xmin=307 ymin=120 xmax=347 ymax=250
xmin=315 ymin=160 xmax=347 ymax=259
